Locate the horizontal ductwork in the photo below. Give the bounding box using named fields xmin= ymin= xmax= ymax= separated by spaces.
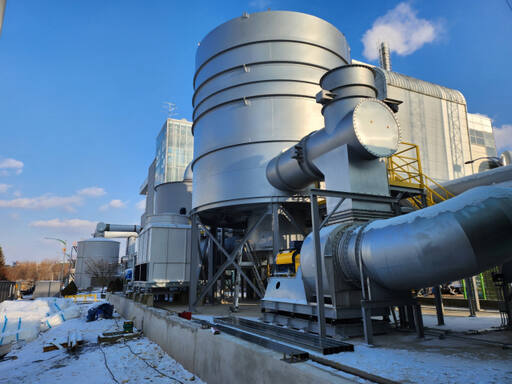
xmin=301 ymin=186 xmax=512 ymax=292
xmin=95 ymin=222 xmax=142 ymax=237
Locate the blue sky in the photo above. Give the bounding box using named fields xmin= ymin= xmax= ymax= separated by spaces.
xmin=0 ymin=1 xmax=511 ymax=263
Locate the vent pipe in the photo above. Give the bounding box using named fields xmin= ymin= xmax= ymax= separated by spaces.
xmin=0 ymin=0 xmax=6 ymax=38
xmin=378 ymin=42 xmax=391 ymax=71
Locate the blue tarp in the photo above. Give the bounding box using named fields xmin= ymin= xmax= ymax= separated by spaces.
xmin=86 ymin=303 xmax=114 ymax=322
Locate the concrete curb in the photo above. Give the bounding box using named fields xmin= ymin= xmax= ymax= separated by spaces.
xmin=107 ymin=293 xmax=353 ymax=384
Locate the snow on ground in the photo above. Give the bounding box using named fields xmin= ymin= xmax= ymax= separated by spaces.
xmin=422 ymin=311 xmax=503 ymax=332
xmin=315 ymin=314 xmax=512 ymax=384
xmin=0 ymin=302 xmax=204 ymax=384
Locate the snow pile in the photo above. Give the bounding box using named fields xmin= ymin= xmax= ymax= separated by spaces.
xmin=0 ymin=311 xmax=205 ymax=384
xmin=0 ymin=298 xmax=80 ymax=345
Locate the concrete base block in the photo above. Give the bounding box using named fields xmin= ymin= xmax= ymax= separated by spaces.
xmin=107 ymin=294 xmax=352 ymax=384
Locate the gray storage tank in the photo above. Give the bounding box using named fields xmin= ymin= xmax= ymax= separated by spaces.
xmin=191 ymin=11 xmax=350 ymax=219
xmin=75 ymin=238 xmax=120 ymax=290
xmin=135 ymin=177 xmax=192 ymax=290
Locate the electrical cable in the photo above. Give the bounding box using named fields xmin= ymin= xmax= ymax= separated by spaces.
xmin=113 ymin=316 xmax=186 ymax=384
xmin=123 ymin=341 xmax=186 ymax=384
xmin=99 ymin=343 xmax=121 ymax=384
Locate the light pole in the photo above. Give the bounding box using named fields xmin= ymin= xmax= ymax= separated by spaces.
xmin=44 ymin=237 xmax=67 ymax=283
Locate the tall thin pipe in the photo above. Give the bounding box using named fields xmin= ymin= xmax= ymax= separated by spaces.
xmin=378 ymin=42 xmax=391 ymax=71
xmin=0 ymin=0 xmax=6 ymax=38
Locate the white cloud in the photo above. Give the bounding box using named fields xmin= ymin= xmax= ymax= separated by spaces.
xmin=30 ymin=218 xmax=96 ymax=231
xmin=494 ymin=124 xmax=512 ymax=153
xmin=100 ymin=199 xmax=126 ymax=211
xmin=136 ymin=199 xmax=146 ymax=211
xmin=362 ymin=2 xmax=442 ymax=61
xmin=0 ymin=184 xmax=11 ymax=193
xmin=0 ymin=158 xmax=24 ymax=176
xmin=77 ymin=186 xmax=106 ymax=197
xmin=0 ymin=185 xmax=109 ymax=212
xmin=0 ymin=194 xmax=83 ymax=212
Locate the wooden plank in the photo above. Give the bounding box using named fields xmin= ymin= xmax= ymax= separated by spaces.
xmin=97 ymin=331 xmax=142 ymax=344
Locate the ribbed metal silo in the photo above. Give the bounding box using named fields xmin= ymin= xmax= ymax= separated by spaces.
xmin=191 ymin=11 xmax=350 ymax=218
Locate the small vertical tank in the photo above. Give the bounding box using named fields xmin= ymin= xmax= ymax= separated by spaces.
xmin=75 ymin=238 xmax=120 ymax=290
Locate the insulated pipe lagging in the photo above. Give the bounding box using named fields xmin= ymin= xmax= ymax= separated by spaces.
xmin=266 ymin=64 xmax=400 ymax=192
xmin=95 ymin=222 xmax=142 ymax=237
xmin=339 ymin=186 xmax=512 ymax=291
xmin=267 ymin=98 xmax=401 ymax=191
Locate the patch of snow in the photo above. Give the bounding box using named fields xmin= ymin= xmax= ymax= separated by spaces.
xmin=422 ymin=313 xmax=503 ymax=332
xmin=0 ymin=303 xmax=204 ymax=384
xmin=0 ymin=298 xmax=80 ymax=345
xmin=319 ymin=313 xmax=512 ymax=384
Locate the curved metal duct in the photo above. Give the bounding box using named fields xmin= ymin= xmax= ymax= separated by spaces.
xmin=267 ymin=64 xmax=401 ymax=192
xmin=501 ymin=150 xmax=512 ymax=166
xmin=191 ymin=11 xmax=349 ymax=213
xmin=300 ymin=186 xmax=512 ymax=293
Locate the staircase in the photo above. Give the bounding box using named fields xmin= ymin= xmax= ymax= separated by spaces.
xmin=387 ymin=142 xmax=454 ymax=209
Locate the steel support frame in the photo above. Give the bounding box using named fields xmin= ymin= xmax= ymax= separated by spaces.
xmin=433 ymin=285 xmax=445 ymax=326
xmin=308 ymin=188 xmax=408 ymax=345
xmin=464 ymin=276 xmax=480 ymax=317
xmin=189 ymin=210 xmax=269 ymax=311
xmin=310 ymin=193 xmax=327 ymax=340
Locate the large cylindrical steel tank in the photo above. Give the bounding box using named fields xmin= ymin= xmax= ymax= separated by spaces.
xmin=75 ymin=238 xmax=120 ymax=290
xmin=192 ymin=11 xmax=350 ymax=216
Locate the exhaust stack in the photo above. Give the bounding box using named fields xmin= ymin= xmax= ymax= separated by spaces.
xmin=378 ymin=41 xmax=391 ymax=71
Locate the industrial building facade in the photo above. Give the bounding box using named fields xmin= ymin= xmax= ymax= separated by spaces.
xmin=154 ymin=118 xmax=193 ymax=185
xmin=467 ymin=113 xmax=497 ymax=171
xmin=351 ymin=59 xmax=497 ymax=184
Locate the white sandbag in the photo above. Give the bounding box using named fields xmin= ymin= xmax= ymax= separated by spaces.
xmin=0 ymin=316 xmax=39 ymax=345
xmin=40 ymin=305 xmax=81 ymax=332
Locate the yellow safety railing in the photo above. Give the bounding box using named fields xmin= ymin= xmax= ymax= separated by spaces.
xmin=387 ymin=142 xmax=454 ymax=207
xmin=64 ymin=293 xmax=99 ymax=302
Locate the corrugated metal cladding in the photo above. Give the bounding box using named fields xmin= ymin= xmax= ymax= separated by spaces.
xmin=371 ymin=66 xmax=473 ymax=183
xmin=382 ymin=71 xmax=466 ymax=105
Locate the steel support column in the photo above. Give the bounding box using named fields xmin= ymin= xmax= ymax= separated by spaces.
xmin=188 ymin=214 xmax=200 ymax=312
xmin=412 ymin=303 xmax=425 ymax=338
xmin=310 ymin=193 xmax=326 ymax=339
xmin=465 ymin=277 xmax=478 ymax=317
xmin=272 ymin=203 xmax=280 ymax=276
xmin=207 ymin=233 xmax=215 ymax=304
xmin=433 ymin=285 xmax=445 ymax=326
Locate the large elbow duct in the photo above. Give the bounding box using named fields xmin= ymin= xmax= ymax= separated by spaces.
xmin=301 ymin=186 xmax=512 ymax=293
xmin=267 ymin=65 xmax=400 ymax=192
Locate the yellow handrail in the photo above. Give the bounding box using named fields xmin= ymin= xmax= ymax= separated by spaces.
xmin=387 ymin=142 xmax=454 ymax=208
xmin=64 ymin=293 xmax=99 ymax=302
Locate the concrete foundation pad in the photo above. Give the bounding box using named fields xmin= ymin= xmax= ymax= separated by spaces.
xmin=108 ymin=293 xmax=355 ymax=384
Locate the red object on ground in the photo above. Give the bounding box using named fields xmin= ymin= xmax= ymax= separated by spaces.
xmin=178 ymin=311 xmax=192 ymax=320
